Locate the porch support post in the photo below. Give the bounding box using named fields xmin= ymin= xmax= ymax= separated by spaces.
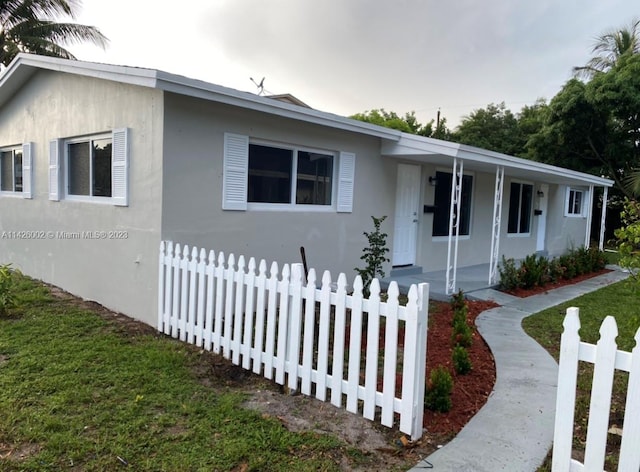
xmin=599 ymin=186 xmax=609 ymax=251
xmin=446 ymin=158 xmax=463 ymax=295
xmin=489 ymin=166 xmax=505 ymax=285
xmin=584 ymin=185 xmax=594 ymax=248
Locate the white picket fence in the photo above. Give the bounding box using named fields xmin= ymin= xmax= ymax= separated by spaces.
xmin=157 ymin=241 xmax=429 ymax=440
xmin=553 ymin=308 xmax=640 ymax=471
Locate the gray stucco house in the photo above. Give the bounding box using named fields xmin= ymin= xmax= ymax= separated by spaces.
xmin=0 ymin=54 xmax=612 ymax=326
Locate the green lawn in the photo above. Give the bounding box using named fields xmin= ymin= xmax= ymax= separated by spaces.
xmin=0 ymin=274 xmax=376 ymax=471
xmin=522 ymin=279 xmax=640 ymax=471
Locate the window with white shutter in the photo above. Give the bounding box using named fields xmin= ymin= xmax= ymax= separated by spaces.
xmin=56 ymin=129 xmax=129 ymax=205
xmin=222 ymin=133 xmax=354 ymax=212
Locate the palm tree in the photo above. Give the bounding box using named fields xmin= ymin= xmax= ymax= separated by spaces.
xmin=573 ymin=18 xmax=640 ymax=79
xmin=0 ymin=0 xmax=108 ymax=67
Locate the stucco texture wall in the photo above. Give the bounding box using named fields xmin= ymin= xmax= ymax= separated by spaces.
xmin=0 ymin=71 xmax=163 ymax=325
xmin=161 ymin=93 xmax=396 ymax=281
xmin=545 ymin=184 xmax=589 ymax=256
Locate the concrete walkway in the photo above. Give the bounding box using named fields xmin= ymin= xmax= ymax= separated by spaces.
xmin=409 ymin=268 xmax=629 ymax=472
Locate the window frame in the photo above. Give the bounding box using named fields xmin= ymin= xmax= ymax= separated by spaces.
xmin=64 ymin=133 xmax=113 ymax=203
xmin=431 ymin=169 xmax=474 ymax=240
xmin=564 ymin=187 xmax=586 ymax=217
xmin=507 ymin=181 xmax=534 ymax=237
xmin=246 ymin=139 xmax=337 ymax=212
xmin=0 ymin=146 xmax=23 ymax=194
xmin=52 ymin=129 xmax=128 ymax=206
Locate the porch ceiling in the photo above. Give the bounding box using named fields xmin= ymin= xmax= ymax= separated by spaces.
xmin=381 ymin=135 xmax=613 ymax=188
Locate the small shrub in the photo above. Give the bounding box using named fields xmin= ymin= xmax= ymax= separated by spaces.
xmin=452 ymin=345 xmax=472 ymax=374
xmin=452 ymin=320 xmax=473 ymax=348
xmin=452 ymin=304 xmax=468 ymax=327
xmin=0 ymin=264 xmax=17 ymax=315
xmin=499 ymin=256 xmax=520 ymax=290
xmin=425 ymin=365 xmax=453 ymax=412
xmin=354 ymin=216 xmax=390 ymax=294
xmin=450 ymin=290 xmax=466 ymax=312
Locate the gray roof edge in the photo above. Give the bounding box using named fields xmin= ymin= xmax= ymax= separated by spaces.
xmin=154 ymin=70 xmax=402 ymax=140
xmin=1 ymin=54 xmax=402 ymax=141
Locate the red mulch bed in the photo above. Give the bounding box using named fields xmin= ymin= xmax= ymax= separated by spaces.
xmin=423 ymin=300 xmax=499 ymax=434
xmin=502 ymin=268 xmax=612 ymax=298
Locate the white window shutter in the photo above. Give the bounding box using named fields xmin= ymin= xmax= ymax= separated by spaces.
xmin=48 ymin=139 xmax=60 ymax=201
xmin=22 ymin=142 xmax=33 ymax=199
xmin=337 ymin=151 xmax=355 ymax=213
xmin=222 ymin=133 xmax=248 ymax=210
xmin=112 ymin=128 xmax=129 ymax=207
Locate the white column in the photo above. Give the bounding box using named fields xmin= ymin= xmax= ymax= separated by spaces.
xmin=599 ymin=186 xmax=609 ymax=251
xmin=445 ymin=159 xmax=463 ymax=295
xmin=584 ymin=185 xmax=594 ymax=248
xmin=489 ymin=166 xmax=504 ymax=284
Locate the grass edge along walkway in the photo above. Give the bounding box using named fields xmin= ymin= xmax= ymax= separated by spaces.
xmin=523 ymin=277 xmax=640 ymax=471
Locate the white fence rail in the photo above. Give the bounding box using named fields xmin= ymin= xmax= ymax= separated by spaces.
xmin=157 ymin=241 xmax=429 ymax=440
xmin=553 ymin=308 xmax=640 ymax=471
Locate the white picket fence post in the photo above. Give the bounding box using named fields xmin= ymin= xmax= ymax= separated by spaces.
xmin=157 ymin=241 xmax=429 ymax=440
xmin=553 ymin=308 xmax=640 ymax=472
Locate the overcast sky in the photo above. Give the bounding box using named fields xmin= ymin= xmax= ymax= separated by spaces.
xmin=68 ymin=0 xmax=638 ymax=128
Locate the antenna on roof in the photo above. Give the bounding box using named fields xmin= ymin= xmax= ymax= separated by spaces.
xmin=250 ymin=76 xmax=265 ymax=95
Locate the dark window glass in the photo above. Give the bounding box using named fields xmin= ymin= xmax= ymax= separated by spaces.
xmin=0 ymin=151 xmax=12 ymax=191
xmin=248 ymin=144 xmax=292 ymax=203
xmin=296 ymin=151 xmax=333 ymax=205
xmin=507 ymin=182 xmax=533 ymax=234
xmin=13 ymin=150 xmax=22 ymax=192
xmin=432 ymin=171 xmax=473 ymax=237
xmin=68 ymin=142 xmax=91 ymax=195
xmin=519 ymin=184 xmax=533 ymax=233
xmin=93 ymin=139 xmax=112 ymax=197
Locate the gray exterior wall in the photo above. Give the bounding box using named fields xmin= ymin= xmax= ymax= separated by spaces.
xmin=0 ymin=71 xmax=164 ymax=325
xmin=161 ymin=93 xmax=397 ymax=279
xmin=546 ymin=184 xmax=589 ymax=256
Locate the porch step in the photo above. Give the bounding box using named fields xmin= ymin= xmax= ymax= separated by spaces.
xmin=390 ymin=265 xmax=423 ymax=277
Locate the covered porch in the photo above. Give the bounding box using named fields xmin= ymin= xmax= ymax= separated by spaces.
xmin=381 ymin=134 xmax=614 ymax=298
xmin=383 ymin=263 xmax=495 ymax=301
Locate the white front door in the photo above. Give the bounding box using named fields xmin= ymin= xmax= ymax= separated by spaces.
xmin=392 ymin=164 xmax=421 ymax=266
xmin=536 ymin=184 xmax=549 ymax=252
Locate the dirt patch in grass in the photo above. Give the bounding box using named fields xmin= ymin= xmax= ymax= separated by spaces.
xmin=0 ymin=443 xmax=41 ymax=461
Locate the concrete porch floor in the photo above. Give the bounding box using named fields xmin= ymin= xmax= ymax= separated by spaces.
xmin=382 ymin=263 xmax=496 ymax=301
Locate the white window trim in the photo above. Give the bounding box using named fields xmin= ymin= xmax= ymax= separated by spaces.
xmin=0 ymin=145 xmax=28 ymax=197
xmin=507 ymin=180 xmax=534 ymax=237
xmin=53 ymin=129 xmax=129 ymax=206
xmin=222 ymin=133 xmax=355 ymax=213
xmin=564 ymin=187 xmax=586 ymax=217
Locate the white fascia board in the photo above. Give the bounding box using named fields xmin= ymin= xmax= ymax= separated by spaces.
xmin=455 ymin=144 xmax=613 ymax=187
xmin=155 ymin=72 xmax=402 ymax=140
xmin=383 ymin=133 xmax=613 ymax=187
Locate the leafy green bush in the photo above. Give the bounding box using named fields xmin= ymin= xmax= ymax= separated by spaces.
xmin=499 ymin=257 xmax=521 ymax=290
xmin=499 ymin=248 xmax=607 ymax=290
xmin=615 ymin=199 xmax=640 ymax=285
xmin=452 ymin=345 xmax=472 ymax=375
xmin=0 ymin=264 xmax=17 ymax=315
xmin=425 ymin=365 xmax=453 ymax=412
